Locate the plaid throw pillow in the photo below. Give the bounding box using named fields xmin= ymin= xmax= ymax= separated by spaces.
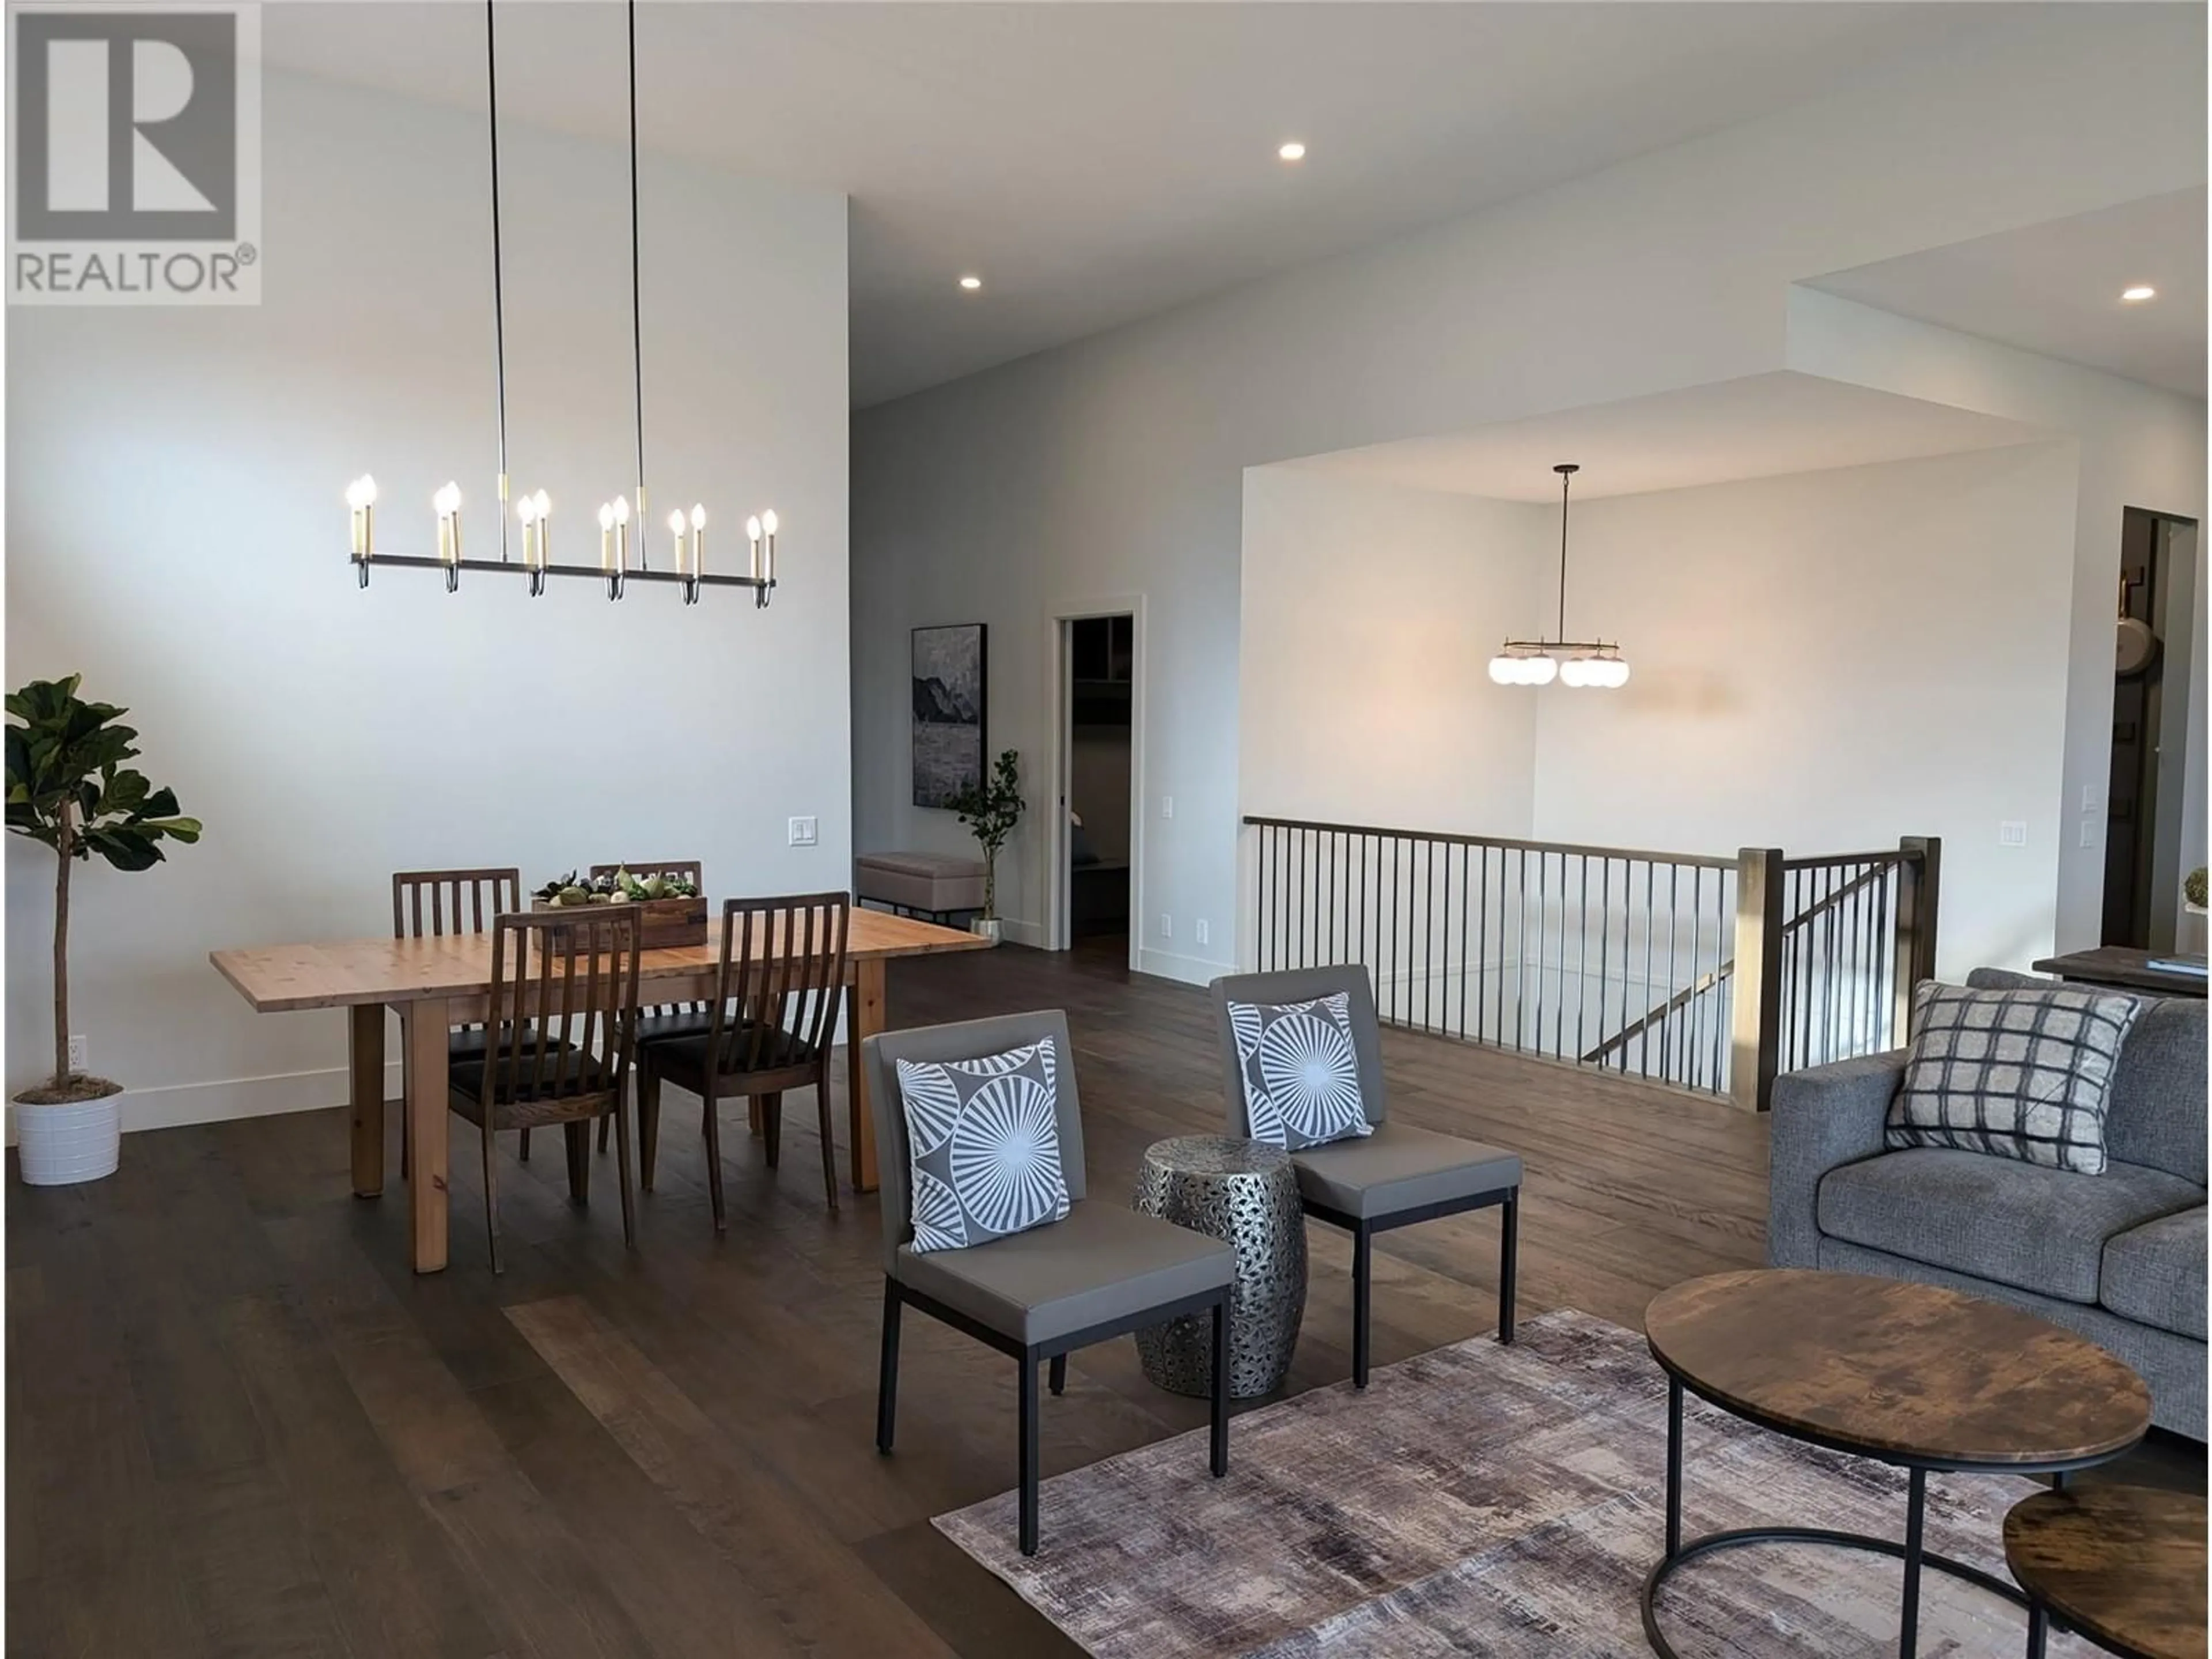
xmin=1226 ymin=992 xmax=1375 ymax=1151
xmin=1887 ymin=982 xmax=2142 ymax=1174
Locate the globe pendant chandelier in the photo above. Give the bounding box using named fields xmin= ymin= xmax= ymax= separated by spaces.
xmin=1487 ymin=463 xmax=1628 ymax=688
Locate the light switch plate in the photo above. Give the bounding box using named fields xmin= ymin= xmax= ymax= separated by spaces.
xmin=1999 ymin=821 xmax=2027 ymax=847
xmin=1160 ymin=914 xmax=1173 ymax=940
xmin=787 ymin=815 xmax=818 ymax=847
xmin=1161 ymin=795 xmax=1174 ymax=819
xmin=2080 ymin=820 xmax=2097 ymax=849
xmin=2082 ymin=785 xmax=2101 ymax=813
xmin=1195 ymin=919 xmax=1210 ymax=946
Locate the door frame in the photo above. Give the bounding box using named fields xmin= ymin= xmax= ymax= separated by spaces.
xmin=1044 ymin=594 xmax=1146 ymax=965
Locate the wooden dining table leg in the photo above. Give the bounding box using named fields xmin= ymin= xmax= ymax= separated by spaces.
xmin=847 ymin=957 xmax=884 ymax=1193
xmin=406 ymin=995 xmax=452 ymax=1272
xmin=348 ymin=1003 xmax=384 ymax=1198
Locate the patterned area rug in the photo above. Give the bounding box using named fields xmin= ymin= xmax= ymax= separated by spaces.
xmin=935 ymin=1310 xmax=2100 ymax=1657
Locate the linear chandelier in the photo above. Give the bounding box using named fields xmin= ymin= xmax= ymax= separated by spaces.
xmin=1487 ymin=463 xmax=1628 ymax=688
xmin=344 ymin=1 xmax=779 ymax=608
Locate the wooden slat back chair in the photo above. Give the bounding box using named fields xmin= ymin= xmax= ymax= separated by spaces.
xmin=451 ymin=909 xmax=643 ymax=1272
xmin=391 ymin=868 xmax=522 ymax=1177
xmin=638 ymin=892 xmax=851 ymax=1225
xmin=589 ymin=861 xmax=709 ymax=1156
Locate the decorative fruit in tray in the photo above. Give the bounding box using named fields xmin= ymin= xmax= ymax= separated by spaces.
xmin=533 ymin=868 xmax=701 ymax=906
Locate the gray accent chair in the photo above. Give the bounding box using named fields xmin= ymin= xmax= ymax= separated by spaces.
xmin=1770 ymin=968 xmax=2207 ymax=1440
xmin=862 ymin=1010 xmax=1236 ymax=1555
xmin=1211 ymin=966 xmax=1524 ymax=1388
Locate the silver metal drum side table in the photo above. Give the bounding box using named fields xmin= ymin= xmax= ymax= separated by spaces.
xmin=1133 ymin=1136 xmax=1306 ymax=1399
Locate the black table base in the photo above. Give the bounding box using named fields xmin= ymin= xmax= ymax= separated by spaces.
xmin=1641 ymin=1377 xmax=2096 ymax=1659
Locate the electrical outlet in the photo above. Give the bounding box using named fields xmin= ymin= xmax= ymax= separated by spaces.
xmin=1160 ymin=914 xmax=1173 ymax=940
xmin=1998 ymin=821 xmax=2027 ymax=848
xmin=787 ymin=815 xmax=817 ymax=847
xmin=1161 ymin=795 xmax=1174 ymax=819
xmin=1195 ymin=919 xmax=1210 ymax=946
xmin=67 ymin=1035 xmax=88 ymax=1073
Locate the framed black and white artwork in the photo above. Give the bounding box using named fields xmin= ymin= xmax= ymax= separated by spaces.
xmin=912 ymin=623 xmax=987 ymax=808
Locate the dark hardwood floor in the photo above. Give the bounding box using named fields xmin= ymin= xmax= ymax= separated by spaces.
xmin=8 ymin=941 xmax=2201 ymax=1656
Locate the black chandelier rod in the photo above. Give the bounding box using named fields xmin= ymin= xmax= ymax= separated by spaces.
xmin=1554 ymin=461 xmax=1577 ymax=641
xmin=354 ymin=554 xmax=772 ymax=594
xmin=626 ymin=0 xmax=647 ymax=544
xmin=485 ymin=0 xmax=510 ymax=562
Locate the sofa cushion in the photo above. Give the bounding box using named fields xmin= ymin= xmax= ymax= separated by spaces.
xmin=1887 ymin=982 xmax=2141 ymax=1173
xmin=2101 ymin=1208 xmax=2208 ymax=1340
xmin=1817 ymin=1148 xmax=2202 ymax=1304
xmin=2106 ymin=997 xmax=2209 ymax=1186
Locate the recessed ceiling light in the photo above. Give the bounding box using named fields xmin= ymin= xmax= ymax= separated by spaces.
xmin=959 ymin=275 xmax=982 ymax=291
xmin=2121 ymin=285 xmax=2157 ymax=302
xmin=1278 ymin=141 xmax=1306 ymax=162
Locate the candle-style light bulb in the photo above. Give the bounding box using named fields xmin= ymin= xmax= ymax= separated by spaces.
xmin=745 ymin=514 xmax=763 ymax=584
xmin=667 ymin=508 xmax=688 ymax=575
xmin=431 ymin=482 xmax=462 ymax=563
xmin=761 ymin=509 xmax=778 ymax=584
xmin=598 ymin=501 xmax=615 ymax=571
xmin=531 ymin=490 xmax=551 ymax=566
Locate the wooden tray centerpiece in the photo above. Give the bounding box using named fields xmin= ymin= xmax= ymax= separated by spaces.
xmin=531 ymin=868 xmax=708 ymax=950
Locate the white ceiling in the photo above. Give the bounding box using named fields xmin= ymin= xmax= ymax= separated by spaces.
xmin=262 ymin=2 xmax=2014 ymax=407
xmin=1809 ymin=189 xmax=2208 ymax=397
xmin=1277 ymin=372 xmax=2052 ymax=501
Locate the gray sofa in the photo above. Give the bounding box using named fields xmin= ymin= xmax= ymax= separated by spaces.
xmin=1770 ymin=970 xmax=2207 ymax=1440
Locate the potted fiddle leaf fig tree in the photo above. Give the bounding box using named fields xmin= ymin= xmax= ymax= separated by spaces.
xmin=6 ymin=675 xmax=200 ymax=1184
xmin=947 ymin=748 xmax=1024 ymax=943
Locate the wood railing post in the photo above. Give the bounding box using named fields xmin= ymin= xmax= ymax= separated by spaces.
xmin=1731 ymin=847 xmax=1786 ymax=1112
xmin=1892 ymin=835 xmax=1941 ymax=1041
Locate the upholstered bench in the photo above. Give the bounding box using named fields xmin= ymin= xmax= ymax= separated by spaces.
xmin=854 ymin=851 xmax=986 ymax=923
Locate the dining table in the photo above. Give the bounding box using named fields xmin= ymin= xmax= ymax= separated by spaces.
xmin=210 ymin=906 xmax=991 ymax=1272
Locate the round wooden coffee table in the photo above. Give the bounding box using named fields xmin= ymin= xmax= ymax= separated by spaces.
xmin=1642 ymin=1269 xmax=2152 ymax=1659
xmin=2005 ymin=1484 xmax=2206 ymax=1659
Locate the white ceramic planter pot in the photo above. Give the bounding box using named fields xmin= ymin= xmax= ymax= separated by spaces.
xmin=972 ymin=918 xmax=1003 ymax=944
xmin=14 ymin=1091 xmax=123 ymax=1186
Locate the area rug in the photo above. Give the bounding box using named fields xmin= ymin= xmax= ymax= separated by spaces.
xmin=934 ymin=1310 xmax=2099 ymax=1657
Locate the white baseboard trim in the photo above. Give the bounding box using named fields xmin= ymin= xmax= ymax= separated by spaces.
xmin=6 ymin=1060 xmax=400 ymax=1144
xmin=1137 ymin=946 xmax=1233 ymax=987
xmin=999 ymin=917 xmax=1048 ymax=948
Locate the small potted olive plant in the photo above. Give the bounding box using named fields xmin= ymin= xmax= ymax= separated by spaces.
xmin=947 ymin=748 xmax=1024 ymax=943
xmin=6 ymin=676 xmax=200 ymax=1184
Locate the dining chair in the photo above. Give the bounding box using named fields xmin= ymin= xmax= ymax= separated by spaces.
xmin=637 ymin=892 xmax=850 ymax=1222
xmin=450 ymin=908 xmax=642 ymax=1272
xmin=1211 ymin=965 xmax=1522 ymax=1388
xmin=590 ymin=859 xmax=713 ymax=1155
xmin=863 ymin=1010 xmax=1235 ymax=1557
xmin=391 ymin=867 xmax=522 ymax=1177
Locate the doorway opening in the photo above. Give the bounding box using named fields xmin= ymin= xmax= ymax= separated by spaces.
xmin=1049 ymin=607 xmax=1139 ymax=968
xmin=2103 ymin=507 xmax=2201 ymax=951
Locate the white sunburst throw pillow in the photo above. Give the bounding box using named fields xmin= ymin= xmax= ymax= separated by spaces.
xmin=1227 ymin=992 xmax=1374 ymax=1152
xmin=894 ymin=1036 xmax=1073 ymax=1253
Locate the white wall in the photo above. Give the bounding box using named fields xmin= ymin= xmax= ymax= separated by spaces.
xmin=1531 ymin=446 xmax=2080 ymax=976
xmin=5 ymin=69 xmax=850 ymax=1125
xmin=1240 ymin=468 xmax=1544 ymax=836
xmin=1786 ymin=289 xmax=2207 ymax=951
xmin=1239 ymin=448 xmax=2082 ymax=981
xmin=851 ymin=4 xmax=2205 ymax=984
